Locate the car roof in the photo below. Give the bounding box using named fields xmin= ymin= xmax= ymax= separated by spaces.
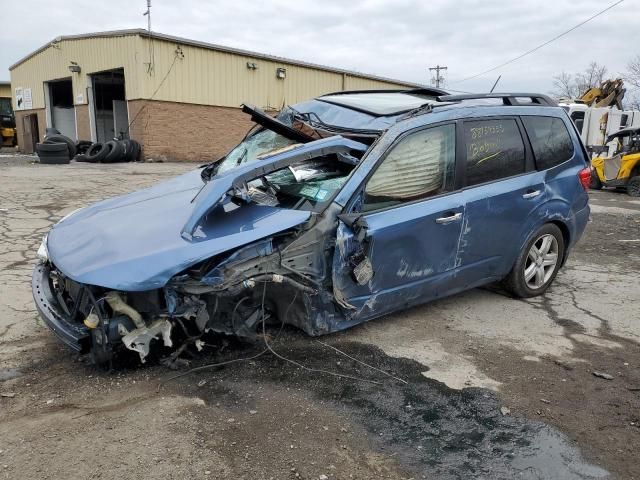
xmin=289 ymin=91 xmax=565 ymax=135
xmin=316 ymin=88 xmax=448 ymax=116
xmin=315 ymin=90 xmax=558 ymax=118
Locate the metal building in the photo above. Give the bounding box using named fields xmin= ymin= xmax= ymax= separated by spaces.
xmin=9 ymin=29 xmax=420 ymax=161
xmin=0 ymin=81 xmax=10 ymax=99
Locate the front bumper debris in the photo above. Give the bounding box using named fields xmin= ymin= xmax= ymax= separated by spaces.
xmin=32 ymin=262 xmax=90 ymax=353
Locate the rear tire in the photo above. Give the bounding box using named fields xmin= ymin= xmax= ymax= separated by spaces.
xmin=503 ymin=224 xmax=565 ymax=298
xmin=628 ymin=176 xmax=640 ymax=197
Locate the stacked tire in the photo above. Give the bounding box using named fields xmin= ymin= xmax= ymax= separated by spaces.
xmin=35 ymin=130 xmax=140 ymax=164
xmin=79 ymin=138 xmax=140 ymax=163
xmin=35 ymin=133 xmax=77 ymax=164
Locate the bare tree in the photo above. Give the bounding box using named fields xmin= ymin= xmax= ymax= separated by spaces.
xmin=626 ymin=55 xmax=640 ymax=88
xmin=550 ymin=62 xmax=608 ymax=100
xmin=552 ymin=71 xmax=577 ymax=99
xmin=574 ymin=62 xmax=607 ymax=94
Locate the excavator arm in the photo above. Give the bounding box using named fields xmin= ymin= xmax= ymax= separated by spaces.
xmin=577 ymin=79 xmax=626 ymax=109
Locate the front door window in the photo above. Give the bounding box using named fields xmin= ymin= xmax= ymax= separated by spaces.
xmin=363 ymin=124 xmax=456 ymax=211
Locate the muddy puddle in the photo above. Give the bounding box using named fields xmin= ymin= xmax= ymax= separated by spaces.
xmin=170 ymin=335 xmax=610 ymax=479
xmin=0 ymin=368 xmax=21 ymax=382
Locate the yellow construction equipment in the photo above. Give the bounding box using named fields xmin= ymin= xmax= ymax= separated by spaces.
xmin=0 ymin=96 xmax=17 ymax=147
xmin=576 ymin=78 xmax=626 ymax=109
xmin=590 ymin=127 xmax=640 ymax=196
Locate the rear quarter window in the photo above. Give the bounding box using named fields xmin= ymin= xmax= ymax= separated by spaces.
xmin=463 ymin=118 xmax=526 ymax=186
xmin=522 ymin=116 xmax=574 ymax=170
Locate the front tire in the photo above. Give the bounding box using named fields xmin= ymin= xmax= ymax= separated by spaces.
xmin=627 ymin=176 xmax=640 ymax=197
xmin=503 ymin=224 xmax=565 ymax=298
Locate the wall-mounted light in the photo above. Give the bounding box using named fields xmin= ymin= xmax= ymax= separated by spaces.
xmin=246 ymin=62 xmax=258 ymax=70
xmin=276 ymin=67 xmax=286 ymax=79
xmin=68 ymin=62 xmax=81 ymax=73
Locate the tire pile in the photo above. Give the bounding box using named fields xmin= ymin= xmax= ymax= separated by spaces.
xmin=35 ymin=130 xmax=140 ymax=165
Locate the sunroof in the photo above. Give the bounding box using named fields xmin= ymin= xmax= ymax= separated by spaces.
xmin=318 ymin=92 xmax=437 ymax=116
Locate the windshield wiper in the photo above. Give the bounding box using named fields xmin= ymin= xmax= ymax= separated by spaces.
xmin=397 ymin=102 xmax=434 ymax=121
xmin=200 ymin=159 xmax=223 ymax=182
xmin=235 ymin=146 xmax=248 ymax=166
xmin=291 ymin=108 xmax=380 ymax=137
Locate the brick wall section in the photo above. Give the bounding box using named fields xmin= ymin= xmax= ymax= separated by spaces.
xmin=14 ymin=108 xmax=46 ymax=153
xmin=75 ymin=104 xmax=91 ymax=141
xmin=127 ymin=99 xmax=255 ymax=162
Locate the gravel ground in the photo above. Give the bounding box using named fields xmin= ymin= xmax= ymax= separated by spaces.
xmin=0 ymin=153 xmax=638 ymax=479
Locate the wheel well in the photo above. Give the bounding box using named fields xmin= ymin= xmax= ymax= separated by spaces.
xmin=549 ymin=220 xmax=570 ymax=265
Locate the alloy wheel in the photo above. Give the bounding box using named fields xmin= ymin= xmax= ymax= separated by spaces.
xmin=523 ymin=234 xmax=559 ymax=290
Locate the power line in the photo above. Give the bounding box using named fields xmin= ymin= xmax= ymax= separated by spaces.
xmin=450 ymin=0 xmax=625 ymax=85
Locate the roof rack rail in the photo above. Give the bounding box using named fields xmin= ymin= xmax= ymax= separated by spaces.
xmin=437 ymin=93 xmax=557 ymax=107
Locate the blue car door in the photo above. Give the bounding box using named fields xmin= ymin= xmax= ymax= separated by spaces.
xmin=332 ymin=122 xmax=466 ymax=321
xmin=455 ymin=116 xmax=546 ymax=282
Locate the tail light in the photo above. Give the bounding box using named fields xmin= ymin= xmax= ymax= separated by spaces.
xmin=578 ymin=167 xmax=591 ymax=191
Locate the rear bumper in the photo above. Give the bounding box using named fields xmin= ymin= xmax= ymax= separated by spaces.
xmin=572 ymin=203 xmax=590 ymax=246
xmin=32 ymin=263 xmax=90 ymax=353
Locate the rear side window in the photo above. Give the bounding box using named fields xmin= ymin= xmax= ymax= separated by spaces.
xmin=523 ymin=116 xmax=574 ymax=170
xmin=464 ymin=119 xmax=525 ymax=186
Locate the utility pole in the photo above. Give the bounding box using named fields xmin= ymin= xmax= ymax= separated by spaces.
xmin=429 ymin=65 xmax=448 ymax=88
xmin=143 ymin=0 xmax=154 ymax=74
xmin=144 ymin=0 xmax=152 ymax=33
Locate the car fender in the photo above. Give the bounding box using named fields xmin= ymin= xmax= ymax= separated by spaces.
xmin=515 ymin=197 xmax=574 ymax=257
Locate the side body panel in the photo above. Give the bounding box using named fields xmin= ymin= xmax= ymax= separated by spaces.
xmin=331 ymin=105 xmax=590 ymax=325
xmin=332 ymin=193 xmax=465 ymax=320
xmin=455 ymin=171 xmax=547 ymax=281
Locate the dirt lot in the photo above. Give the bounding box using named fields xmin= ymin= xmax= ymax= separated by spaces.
xmin=1 ymin=153 xmax=639 ymax=479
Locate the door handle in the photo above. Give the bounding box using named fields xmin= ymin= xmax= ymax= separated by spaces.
xmin=435 ymin=212 xmax=462 ymax=224
xmin=522 ymin=190 xmax=541 ymax=199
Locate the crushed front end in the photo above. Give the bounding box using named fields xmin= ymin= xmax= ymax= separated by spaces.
xmin=33 ymin=228 xmax=342 ymax=366
xmin=31 ymin=136 xmax=369 ymax=366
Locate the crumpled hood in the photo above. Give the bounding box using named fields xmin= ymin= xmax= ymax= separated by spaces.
xmin=47 ymin=169 xmax=311 ymax=291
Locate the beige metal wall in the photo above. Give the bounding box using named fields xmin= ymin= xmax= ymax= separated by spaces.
xmin=0 ymin=83 xmax=11 ymax=98
xmin=10 ymin=34 xmax=145 ymax=109
xmin=136 ymin=36 xmax=412 ymax=108
xmin=10 ymin=33 xmax=414 ymax=111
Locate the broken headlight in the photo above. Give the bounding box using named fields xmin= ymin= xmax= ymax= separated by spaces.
xmin=36 ymin=234 xmax=49 ymax=262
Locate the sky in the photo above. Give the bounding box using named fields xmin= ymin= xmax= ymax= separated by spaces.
xmin=1 ymin=0 xmax=638 ymax=95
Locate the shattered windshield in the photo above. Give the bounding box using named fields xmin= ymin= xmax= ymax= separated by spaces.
xmin=203 ymin=108 xmax=301 ymax=181
xmin=200 ymin=105 xmax=364 ymax=211
xmin=243 ymin=155 xmax=354 ymax=212
xmin=215 ymin=128 xmax=297 ymax=176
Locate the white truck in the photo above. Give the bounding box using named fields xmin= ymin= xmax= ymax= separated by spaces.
xmin=559 ymin=102 xmax=640 ymax=156
xmin=558 ymin=79 xmax=640 ymax=156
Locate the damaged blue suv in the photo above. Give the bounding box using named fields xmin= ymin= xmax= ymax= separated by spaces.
xmin=33 ymin=90 xmax=591 ymax=364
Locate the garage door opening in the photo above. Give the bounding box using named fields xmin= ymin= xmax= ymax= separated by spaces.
xmin=91 ymin=69 xmax=128 ymax=142
xmin=47 ymin=78 xmax=76 ymax=140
